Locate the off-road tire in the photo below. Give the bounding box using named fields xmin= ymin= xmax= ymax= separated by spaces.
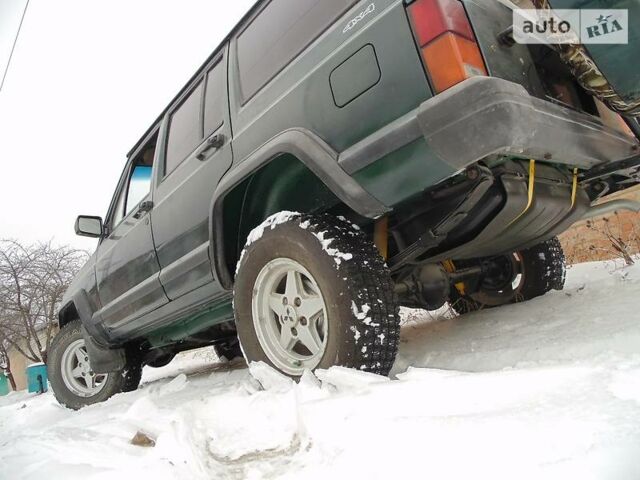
xmin=450 ymin=237 xmax=566 ymax=315
xmin=519 ymin=237 xmax=566 ymax=298
xmin=214 ymin=339 xmax=244 ymax=362
xmin=145 ymin=353 xmax=176 ymax=368
xmin=48 ymin=320 xmax=142 ymax=410
xmin=233 ymin=213 xmax=400 ymax=377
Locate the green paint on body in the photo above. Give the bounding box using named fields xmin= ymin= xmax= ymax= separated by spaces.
xmin=146 ymin=300 xmax=234 ymax=349
xmin=353 ymin=139 xmax=455 ymax=206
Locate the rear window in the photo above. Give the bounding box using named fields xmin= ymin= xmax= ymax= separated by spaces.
xmin=237 ymin=0 xmax=358 ymax=101
xmin=165 ymin=82 xmax=204 ymax=176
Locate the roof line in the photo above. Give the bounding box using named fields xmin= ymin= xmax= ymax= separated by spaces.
xmin=127 ymin=0 xmax=263 ymax=157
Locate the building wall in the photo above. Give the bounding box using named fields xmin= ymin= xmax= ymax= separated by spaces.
xmin=6 ymin=326 xmax=58 ymax=391
xmin=8 ymin=347 xmax=30 ymax=391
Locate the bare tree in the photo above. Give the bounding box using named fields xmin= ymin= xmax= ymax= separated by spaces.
xmin=0 ymin=341 xmax=17 ymax=391
xmin=585 ymin=214 xmax=638 ymax=266
xmin=0 ymin=240 xmax=88 ymax=370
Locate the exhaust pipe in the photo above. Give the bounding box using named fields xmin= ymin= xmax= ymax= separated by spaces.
xmin=582 ymin=199 xmax=640 ymax=221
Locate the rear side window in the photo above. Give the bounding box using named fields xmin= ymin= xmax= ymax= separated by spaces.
xmin=204 ymin=61 xmax=226 ymax=137
xmin=237 ymin=0 xmax=358 ymax=101
xmin=165 ymin=82 xmax=204 ymax=176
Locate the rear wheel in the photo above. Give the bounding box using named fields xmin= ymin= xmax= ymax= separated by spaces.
xmin=48 ymin=320 xmax=141 ymax=410
xmin=450 ymin=237 xmax=566 ymax=314
xmin=233 ymin=213 xmax=400 ymax=377
xmin=520 ymin=237 xmax=566 ymax=297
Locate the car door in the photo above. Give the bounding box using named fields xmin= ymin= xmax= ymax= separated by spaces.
xmin=94 ymin=128 xmax=169 ymax=332
xmin=151 ymin=48 xmax=233 ymax=301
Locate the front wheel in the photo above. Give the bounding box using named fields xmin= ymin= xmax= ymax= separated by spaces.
xmin=233 ymin=213 xmax=400 ymax=377
xmin=48 ymin=320 xmax=141 ymax=410
xmin=213 ymin=338 xmax=244 ymax=362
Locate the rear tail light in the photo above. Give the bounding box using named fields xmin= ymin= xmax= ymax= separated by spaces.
xmin=408 ymin=0 xmax=487 ymax=93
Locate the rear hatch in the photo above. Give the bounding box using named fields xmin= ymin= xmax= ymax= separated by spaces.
xmin=406 ymin=0 xmax=638 ymax=124
xmin=463 ymin=0 xmax=606 ymax=115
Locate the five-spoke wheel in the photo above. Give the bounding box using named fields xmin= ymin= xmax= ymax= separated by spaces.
xmin=60 ymin=339 xmax=109 ymax=397
xmin=252 ymin=258 xmax=328 ymax=375
xmin=48 ymin=320 xmax=142 ymax=409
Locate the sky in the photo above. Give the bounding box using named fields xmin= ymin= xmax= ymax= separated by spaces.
xmin=0 ymin=0 xmax=255 ymax=250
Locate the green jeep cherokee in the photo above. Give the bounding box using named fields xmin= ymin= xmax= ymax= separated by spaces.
xmin=48 ymin=0 xmax=640 ymax=409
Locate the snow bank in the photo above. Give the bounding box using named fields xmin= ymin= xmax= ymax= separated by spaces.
xmin=1 ymin=261 xmax=640 ymax=479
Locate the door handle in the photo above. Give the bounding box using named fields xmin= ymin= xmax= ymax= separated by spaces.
xmin=197 ymin=134 xmax=225 ymax=161
xmin=133 ymin=201 xmax=154 ymax=219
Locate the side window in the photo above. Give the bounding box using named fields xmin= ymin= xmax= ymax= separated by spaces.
xmin=125 ymin=166 xmax=152 ymax=216
xmin=237 ymin=0 xmax=358 ymax=100
xmin=165 ymin=82 xmax=204 ymax=176
xmin=109 ymin=135 xmax=157 ymax=229
xmin=204 ymin=61 xmax=226 ymax=137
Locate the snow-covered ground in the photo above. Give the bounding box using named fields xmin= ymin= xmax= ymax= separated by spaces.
xmin=2 ymin=260 xmax=640 ymax=479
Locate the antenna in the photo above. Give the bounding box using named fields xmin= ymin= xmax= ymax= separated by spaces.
xmin=0 ymin=0 xmax=30 ymax=93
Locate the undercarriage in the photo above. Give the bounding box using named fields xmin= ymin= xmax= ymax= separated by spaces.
xmin=384 ymin=158 xmax=638 ymax=310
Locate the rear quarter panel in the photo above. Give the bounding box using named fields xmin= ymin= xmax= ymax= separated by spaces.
xmin=228 ymin=0 xmax=433 ymax=195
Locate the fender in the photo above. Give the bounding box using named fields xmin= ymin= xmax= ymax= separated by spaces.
xmin=63 ymin=290 xmax=127 ymax=374
xmin=66 ymin=290 xmax=110 ymax=346
xmin=208 ymin=128 xmax=390 ymax=290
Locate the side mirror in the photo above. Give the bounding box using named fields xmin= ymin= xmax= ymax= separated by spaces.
xmin=75 ymin=216 xmax=104 ymax=238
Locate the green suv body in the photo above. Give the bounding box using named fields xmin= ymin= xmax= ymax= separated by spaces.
xmin=49 ymin=0 xmax=640 ymax=408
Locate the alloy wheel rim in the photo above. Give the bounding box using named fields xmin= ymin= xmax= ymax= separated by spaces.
xmin=60 ymin=339 xmax=109 ymax=397
xmin=252 ymin=258 xmax=329 ymax=376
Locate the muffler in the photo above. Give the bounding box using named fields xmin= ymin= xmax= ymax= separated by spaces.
xmin=581 ymin=199 xmax=640 ymax=221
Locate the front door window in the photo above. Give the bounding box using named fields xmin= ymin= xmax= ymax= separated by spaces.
xmin=126 ymin=165 xmax=152 ymax=216
xmin=108 ymin=135 xmax=157 ymax=230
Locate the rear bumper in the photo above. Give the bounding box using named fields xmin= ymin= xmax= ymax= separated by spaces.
xmin=339 ymin=76 xmax=640 ymax=175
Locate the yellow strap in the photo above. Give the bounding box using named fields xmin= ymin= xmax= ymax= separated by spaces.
xmin=570 ymin=168 xmax=578 ymax=209
xmin=508 ymin=159 xmax=536 ymax=226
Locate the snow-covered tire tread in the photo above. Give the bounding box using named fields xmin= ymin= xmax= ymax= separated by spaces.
xmin=308 ymin=215 xmax=400 ymax=376
xmin=234 ymin=213 xmax=400 ymax=376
